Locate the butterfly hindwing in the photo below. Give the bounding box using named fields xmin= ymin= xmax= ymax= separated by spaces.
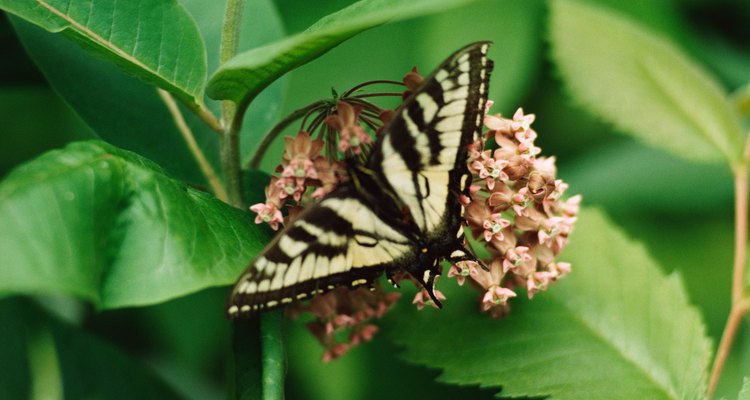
xmin=227 ymin=186 xmax=413 ymax=317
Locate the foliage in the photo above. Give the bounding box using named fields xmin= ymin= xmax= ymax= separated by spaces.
xmin=2 ymin=0 xmax=750 ymax=399
xmin=392 ymin=209 xmax=711 ymax=399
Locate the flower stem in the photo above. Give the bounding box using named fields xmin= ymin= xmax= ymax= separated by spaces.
xmin=219 ymin=0 xmax=246 ymax=209
xmin=231 ymin=317 xmax=262 ymax=400
xmin=249 ymin=100 xmax=330 ymax=170
xmin=732 ymin=165 xmax=748 ymax=305
xmin=220 ymin=3 xmax=286 ymax=399
xmin=707 ymin=135 xmax=750 ymax=399
xmin=261 ymin=311 xmax=286 ymax=400
xmin=157 ymin=89 xmax=228 ymax=201
xmin=707 ymin=298 xmax=750 ymax=398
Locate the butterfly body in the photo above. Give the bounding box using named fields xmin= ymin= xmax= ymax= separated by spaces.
xmin=227 ymin=42 xmax=493 ymax=317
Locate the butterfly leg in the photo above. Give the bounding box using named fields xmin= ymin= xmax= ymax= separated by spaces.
xmin=408 ymin=259 xmax=443 ymax=308
xmin=447 ymin=243 xmax=489 ymax=271
xmin=386 ymin=268 xmax=401 ymax=288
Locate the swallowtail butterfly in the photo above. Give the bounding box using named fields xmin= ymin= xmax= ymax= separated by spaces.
xmin=227 ymin=42 xmax=493 ymax=317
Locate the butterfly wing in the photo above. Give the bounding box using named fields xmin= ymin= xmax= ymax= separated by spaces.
xmin=227 ymin=185 xmax=414 ymax=317
xmin=369 ymin=42 xmax=493 ymax=239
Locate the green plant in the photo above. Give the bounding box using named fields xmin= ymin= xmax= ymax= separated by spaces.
xmin=2 ymin=0 xmax=750 ymax=399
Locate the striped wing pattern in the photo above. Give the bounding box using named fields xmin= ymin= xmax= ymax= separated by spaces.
xmin=370 ymin=42 xmax=492 ymax=237
xmin=227 ymin=42 xmax=492 ymax=317
xmin=227 ymin=187 xmax=413 ymax=316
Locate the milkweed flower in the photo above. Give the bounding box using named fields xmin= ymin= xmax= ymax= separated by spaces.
xmin=452 ymin=105 xmax=580 ymax=316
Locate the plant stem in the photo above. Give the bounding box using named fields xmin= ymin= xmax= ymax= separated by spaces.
xmin=707 ymin=136 xmax=750 ymax=399
xmin=220 ymin=3 xmax=286 ymax=400
xmin=261 ymin=311 xmax=286 ymax=400
xmin=221 ymin=122 xmax=243 ymax=208
xmin=249 ymin=100 xmax=326 ymax=169
xmin=707 ymin=298 xmax=750 ymax=398
xmin=157 ymin=89 xmax=228 ymax=201
xmin=231 ymin=317 xmax=263 ymax=400
xmin=732 ymin=165 xmax=748 ymax=305
xmin=219 ymin=0 xmax=246 ymax=209
xmin=192 ymin=102 xmax=225 ymax=135
xmin=249 ymin=100 xmax=330 ymax=169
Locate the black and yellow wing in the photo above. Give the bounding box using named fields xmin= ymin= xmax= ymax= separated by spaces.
xmin=368 ymin=41 xmax=492 ymax=240
xmin=227 ymin=186 xmax=414 ymax=317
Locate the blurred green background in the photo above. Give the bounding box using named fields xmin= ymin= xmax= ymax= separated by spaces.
xmin=2 ymin=0 xmax=749 ymax=398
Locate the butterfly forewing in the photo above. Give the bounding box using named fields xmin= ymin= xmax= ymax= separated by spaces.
xmin=227 ymin=187 xmax=413 ymax=317
xmin=370 ymin=42 xmax=493 ymax=236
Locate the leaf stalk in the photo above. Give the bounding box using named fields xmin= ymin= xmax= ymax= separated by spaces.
xmin=707 ymin=132 xmax=750 ymax=399
xmin=219 ymin=0 xmax=247 ymax=209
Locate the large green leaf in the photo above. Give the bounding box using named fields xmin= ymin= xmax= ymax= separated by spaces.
xmin=10 ymin=16 xmax=214 ymax=185
xmin=549 ymin=0 xmax=744 ymax=166
xmin=0 ymin=141 xmax=269 ymax=308
xmin=0 ymin=298 xmax=185 ymax=399
xmin=10 ymin=0 xmax=286 ymax=185
xmin=0 ymin=0 xmax=206 ymax=105
xmin=391 ymin=209 xmax=712 ymax=399
xmin=206 ymin=0 xmax=479 ymax=107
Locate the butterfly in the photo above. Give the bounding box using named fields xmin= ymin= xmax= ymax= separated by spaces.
xmin=227 ymin=42 xmax=493 ymax=317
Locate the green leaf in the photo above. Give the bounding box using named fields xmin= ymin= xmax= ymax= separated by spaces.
xmin=0 ymin=298 xmax=184 ymax=399
xmin=391 ymin=208 xmax=712 ymax=399
xmin=739 ymin=378 xmax=750 ymax=400
xmin=562 ymin=140 xmax=733 ymax=213
xmin=10 ymin=0 xmax=287 ymax=184
xmin=0 ymin=141 xmax=269 ymax=308
xmin=10 ymin=16 xmax=215 ymax=185
xmin=179 ymin=0 xmax=287 ymax=166
xmin=549 ymin=0 xmax=744 ymax=165
xmin=206 ymin=0 xmax=479 ymax=107
xmin=0 ymin=0 xmax=206 ymax=104
xmin=0 ymin=87 xmax=94 ymax=176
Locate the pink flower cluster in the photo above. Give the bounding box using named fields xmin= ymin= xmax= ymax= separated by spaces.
xmin=287 ymin=286 xmax=400 ymax=362
xmin=249 ymin=131 xmax=343 ymax=230
xmin=452 ymin=105 xmax=581 ymax=318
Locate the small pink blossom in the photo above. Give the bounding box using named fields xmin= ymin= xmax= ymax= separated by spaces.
xmin=510 ymin=108 xmax=536 ymax=133
xmin=526 ymin=271 xmax=556 ymax=299
xmin=326 ymin=102 xmax=372 ymax=154
xmin=481 ymin=285 xmax=517 ymax=309
xmin=448 ymin=261 xmax=480 ymax=286
xmin=471 ymin=258 xmax=504 ymax=290
xmin=249 ymin=177 xmax=285 ymax=230
xmin=482 ymin=213 xmax=511 ymax=242
xmin=350 ymin=324 xmax=378 ymax=346
xmin=412 ymin=288 xmax=446 ymax=310
xmin=249 ymin=202 xmax=284 ymax=231
xmin=502 ymin=246 xmax=532 ymax=274
xmin=276 ymin=176 xmax=306 ymax=202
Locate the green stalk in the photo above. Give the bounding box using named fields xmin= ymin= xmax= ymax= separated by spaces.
xmin=220 ymin=2 xmax=286 ymax=399
xmin=261 ymin=311 xmax=286 ymax=400
xmin=219 ymin=0 xmax=246 ymax=209
xmin=707 ymin=134 xmax=750 ymax=399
